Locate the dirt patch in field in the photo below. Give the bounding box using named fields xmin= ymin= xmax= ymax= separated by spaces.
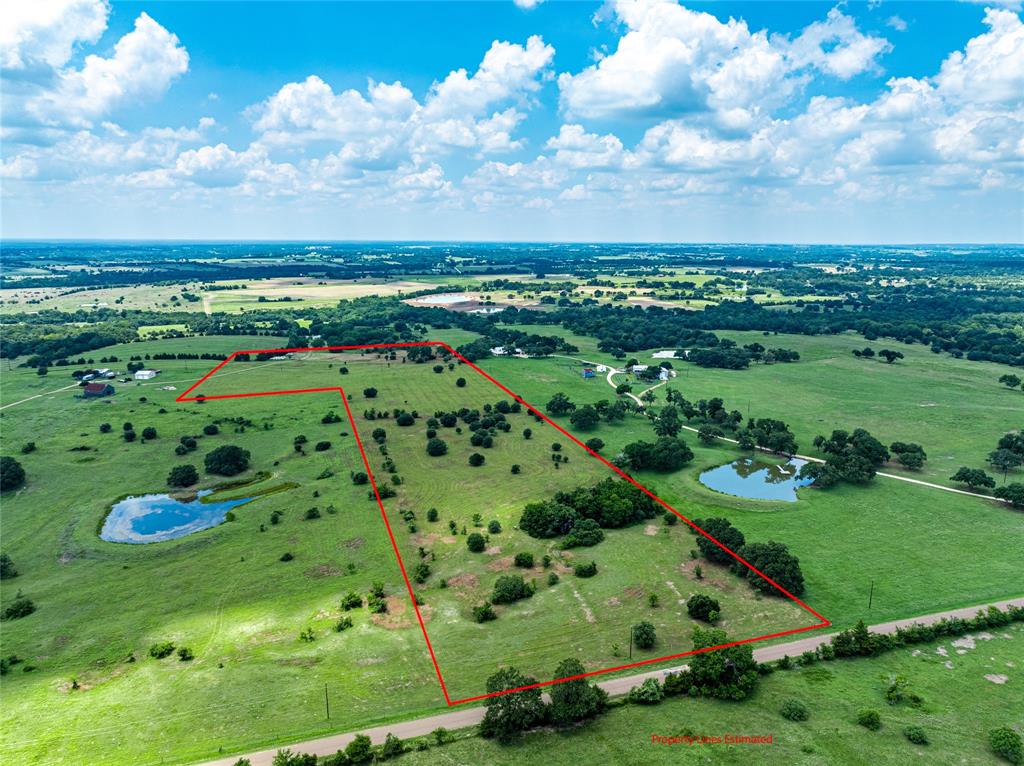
xmin=485 ymin=546 xmax=502 ymax=555
xmin=448 ymin=573 xmax=479 ymax=590
xmin=606 ymin=597 xmax=622 ymax=607
xmin=371 ymin=596 xmax=417 ymax=630
xmin=414 ymin=532 xmax=456 ymax=546
xmin=276 ymin=657 xmax=322 ymax=668
xmin=573 ymin=589 xmax=596 ymax=624
xmin=486 ymin=556 xmax=514 ymax=572
xmin=343 ymin=537 xmax=365 ymax=550
xmin=304 ymin=563 xmax=343 ymax=578
xmin=985 ymin=674 xmax=1009 ymax=684
xmin=623 ymin=586 xmax=644 ymax=599
xmin=644 ymin=525 xmax=659 ymax=536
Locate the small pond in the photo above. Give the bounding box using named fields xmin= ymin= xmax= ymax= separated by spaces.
xmin=417 ymin=293 xmax=472 ymax=305
xmin=100 ymin=490 xmax=253 ymax=543
xmin=698 ymin=457 xmax=811 ymax=502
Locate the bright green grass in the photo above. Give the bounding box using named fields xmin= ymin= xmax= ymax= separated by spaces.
xmin=397 ymin=623 xmax=1024 ymax=766
xmin=475 ymin=355 xmax=1024 ymax=631
xmin=192 ymin=352 xmax=810 ymax=702
xmin=482 ymin=329 xmax=1024 ymax=487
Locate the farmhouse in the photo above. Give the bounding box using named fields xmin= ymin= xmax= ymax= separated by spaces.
xmin=134 ymin=369 xmax=159 ymax=380
xmin=82 ymin=382 xmax=115 ymax=398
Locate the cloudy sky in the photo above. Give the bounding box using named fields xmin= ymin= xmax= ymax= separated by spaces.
xmin=1 ymin=0 xmax=1021 ymax=242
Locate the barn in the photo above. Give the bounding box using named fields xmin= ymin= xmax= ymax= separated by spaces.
xmin=82 ymin=382 xmax=115 ymax=398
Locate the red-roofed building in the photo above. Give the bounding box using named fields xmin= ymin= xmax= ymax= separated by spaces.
xmin=83 ymin=382 xmax=115 ymax=398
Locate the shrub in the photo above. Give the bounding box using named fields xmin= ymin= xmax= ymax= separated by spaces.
xmin=412 ymin=562 xmax=430 ymax=583
xmin=396 ymin=412 xmax=415 ymax=426
xmin=468 ymin=452 xmax=485 ymax=467
xmin=345 ymin=733 xmax=374 ymax=763
xmin=547 ymin=572 xmax=559 ymax=586
xmin=574 ymin=561 xmax=598 ymax=578
xmin=279 ymin=552 xmax=294 ymax=562
xmin=203 ymin=424 xmax=219 ymax=436
xmin=487 ymin=520 xmax=502 ymax=534
xmin=686 ymin=594 xmax=721 ymax=622
xmin=341 ymin=592 xmax=363 ymax=610
xmin=204 ymin=445 xmax=251 ymax=476
xmin=351 ymin=471 xmax=368 ymax=485
xmin=1 ymin=594 xmax=36 ymax=621
xmin=663 ymin=511 xmax=678 ymax=526
xmin=99 ymin=423 xmax=112 ymax=433
xmin=466 ymin=533 xmax=486 ymax=553
xmin=123 ymin=430 xmax=137 ymax=442
xmin=473 ymin=602 xmax=497 ymax=623
xmin=491 ymin=575 xmax=533 ymax=604
xmin=511 ymin=464 xmax=521 ymax=474
xmin=314 ymin=441 xmax=331 ymax=452
xmin=780 ymin=699 xmax=809 ymax=721
xmin=632 ymin=621 xmax=656 ymax=649
xmin=335 ymin=616 xmax=353 ymax=632
xmin=990 ymin=726 xmax=1024 ymax=764
xmin=0 ymin=457 xmax=26 ymax=492
xmin=514 ymin=552 xmax=535 ymax=568
xmin=561 ymin=518 xmax=605 ymax=549
xmin=426 ymin=438 xmax=448 ymax=457
xmin=304 ymin=507 xmax=321 ymax=520
xmin=903 ymin=726 xmax=928 ymax=745
xmin=141 ymin=427 xmax=157 ymax=440
xmin=523 ymin=428 xmax=532 ymax=439
xmin=381 ymin=733 xmax=405 ymax=759
xmin=585 ymin=438 xmax=604 ymax=453
xmin=363 ymin=388 xmax=377 ymax=398
xmin=627 ymin=678 xmax=663 ymax=705
xmin=177 ymin=646 xmax=194 ymax=662
xmin=857 ymin=709 xmax=881 ymax=731
xmin=167 ymin=464 xmax=199 ymax=487
xmin=456 ymin=377 xmax=466 ymax=387
xmin=149 ymin=641 xmax=175 ymax=659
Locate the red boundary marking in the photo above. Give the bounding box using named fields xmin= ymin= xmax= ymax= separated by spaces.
xmin=177 ymin=341 xmax=830 ymax=706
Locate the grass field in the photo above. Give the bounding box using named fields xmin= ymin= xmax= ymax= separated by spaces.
xmin=1 ymin=332 xmax=1021 ymax=765
xmin=476 ymin=355 xmax=1024 ymax=631
xmin=398 ymin=623 xmax=1024 ymax=765
xmin=191 ymin=351 xmax=813 ymax=702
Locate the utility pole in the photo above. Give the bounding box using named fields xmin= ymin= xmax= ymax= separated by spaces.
xmin=868 ymin=580 xmax=875 ymax=610
xmin=324 ymin=683 xmax=330 ymax=720
xmin=628 ymin=627 xmax=633 ymax=660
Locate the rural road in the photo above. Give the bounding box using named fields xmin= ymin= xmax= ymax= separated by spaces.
xmin=200 ymin=597 xmax=1024 ymax=766
xmin=0 ymin=382 xmax=82 ymax=411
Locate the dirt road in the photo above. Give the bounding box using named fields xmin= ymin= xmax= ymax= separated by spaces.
xmin=199 ymin=597 xmax=1023 ymax=766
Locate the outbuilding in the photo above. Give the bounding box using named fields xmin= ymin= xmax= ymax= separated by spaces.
xmin=83 ymin=382 xmax=115 ymax=398
xmin=134 ymin=369 xmax=159 ymax=380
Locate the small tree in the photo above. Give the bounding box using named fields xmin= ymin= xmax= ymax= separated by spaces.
xmin=380 ymin=733 xmax=405 ymax=759
xmin=204 ymin=445 xmax=251 ymax=476
xmin=585 ymin=437 xmax=604 ymax=453
xmin=426 ymin=438 xmax=448 ymax=457
xmin=0 ymin=457 xmax=26 ymax=492
xmin=857 ymin=709 xmax=882 ymax=731
xmin=456 ymin=377 xmax=467 ymax=388
xmin=0 ymin=553 xmax=17 ymax=579
xmin=345 ymin=734 xmax=374 ymax=764
xmin=167 ymin=464 xmax=199 ymax=487
xmin=468 ymin=452 xmax=485 ymax=467
xmin=141 ymin=427 xmax=158 ymax=440
xmin=686 ymin=594 xmax=721 ymax=622
xmin=780 ymin=699 xmax=809 ymax=721
xmin=627 ymin=678 xmax=663 ymax=704
xmin=363 ymin=388 xmax=378 ymax=399
xmin=632 ymin=621 xmax=656 ymax=649
xmin=950 ymin=467 xmax=995 ymax=490
xmin=479 ymin=667 xmax=547 ymax=741
xmin=514 ymin=552 xmax=535 ymax=568
xmin=351 ymin=471 xmax=369 ymax=485
xmin=989 ymin=726 xmax=1023 ymax=765
xmin=549 ymin=657 xmax=606 ymax=725
xmin=467 ymin=533 xmax=486 ymax=552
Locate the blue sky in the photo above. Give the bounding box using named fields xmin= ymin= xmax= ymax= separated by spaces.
xmin=1 ymin=0 xmax=1021 ymax=242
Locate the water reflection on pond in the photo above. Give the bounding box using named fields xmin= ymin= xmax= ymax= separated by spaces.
xmin=698 ymin=457 xmax=811 ymax=502
xmin=100 ymin=490 xmax=253 ymax=543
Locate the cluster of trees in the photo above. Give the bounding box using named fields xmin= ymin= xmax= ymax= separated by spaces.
xmin=479 ymin=660 xmax=607 ymax=742
xmin=799 ymin=428 xmax=890 ymax=487
xmin=615 ymin=436 xmax=694 ymax=472
xmin=519 ymin=478 xmax=661 ymax=549
xmin=852 ymin=347 xmax=904 ymax=364
xmin=691 ymin=517 xmax=806 ymax=597
xmin=0 ymin=456 xmax=26 ymax=492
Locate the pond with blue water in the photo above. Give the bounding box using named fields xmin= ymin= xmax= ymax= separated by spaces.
xmin=698 ymin=457 xmax=812 ymax=502
xmin=100 ymin=490 xmax=253 ymax=543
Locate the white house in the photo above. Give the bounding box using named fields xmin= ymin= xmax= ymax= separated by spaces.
xmin=134 ymin=369 xmax=159 ymax=380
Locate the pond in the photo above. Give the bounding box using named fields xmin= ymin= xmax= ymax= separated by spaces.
xmin=416 ymin=293 xmax=472 ymax=305
xmin=100 ymin=490 xmax=254 ymax=543
xmin=698 ymin=457 xmax=812 ymax=502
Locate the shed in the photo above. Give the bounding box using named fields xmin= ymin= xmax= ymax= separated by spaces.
xmin=134 ymin=369 xmax=159 ymax=380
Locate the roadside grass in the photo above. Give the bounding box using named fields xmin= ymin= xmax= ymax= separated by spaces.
xmin=396 ymin=623 xmax=1024 ymax=766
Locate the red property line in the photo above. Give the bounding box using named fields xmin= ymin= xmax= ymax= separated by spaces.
xmin=177 ymin=341 xmax=830 ymax=706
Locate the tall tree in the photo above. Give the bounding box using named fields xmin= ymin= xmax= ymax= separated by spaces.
xmin=479 ymin=667 xmax=547 ymax=741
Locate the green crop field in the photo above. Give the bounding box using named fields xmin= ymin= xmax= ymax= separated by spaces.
xmin=397 ymin=622 xmax=1024 ymax=766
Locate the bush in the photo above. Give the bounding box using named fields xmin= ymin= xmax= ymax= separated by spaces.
xmin=396 ymin=412 xmax=415 ymax=426
xmin=628 ymin=678 xmax=663 ymax=705
xmin=167 ymin=464 xmax=199 ymax=487
xmin=473 ymin=602 xmax=497 ymax=623
xmin=381 ymin=732 xmax=405 ymax=759
xmin=1 ymin=594 xmax=36 ymax=621
xmin=990 ymin=726 xmax=1023 ymax=764
xmin=304 ymin=507 xmax=321 ymax=520
xmin=99 ymin=423 xmax=112 ymax=433
xmin=314 ymin=441 xmax=331 ymax=452
xmin=456 ymin=377 xmax=466 ymax=387
xmin=857 ymin=709 xmax=881 ymax=731
xmin=149 ymin=641 xmax=175 ymax=659
xmin=511 ymin=464 xmax=521 ymax=474
xmin=903 ymin=726 xmax=928 ymax=745
xmin=426 ymin=508 xmax=439 ymax=522
xmin=466 ymin=533 xmax=486 ymax=552
xmin=341 ymin=591 xmax=363 ymax=610
xmin=345 ymin=733 xmax=374 ymax=763
xmin=335 ymin=616 xmax=353 ymax=632
xmin=487 ymin=520 xmax=501 ymax=534
xmin=686 ymin=594 xmax=721 ymax=622
xmin=426 ymin=438 xmax=448 ymax=457
xmin=123 ymin=430 xmax=136 ymax=442
xmin=363 ymin=388 xmax=377 ymax=399
xmin=177 ymin=646 xmax=194 ymax=662
xmin=351 ymin=471 xmax=369 ymax=485
xmin=0 ymin=457 xmax=26 ymax=492
xmin=574 ymin=561 xmax=598 ymax=578
xmin=468 ymin=452 xmax=485 ymax=467
xmin=204 ymin=445 xmax=251 ymax=476
xmin=203 ymin=424 xmax=219 ymax=436
xmin=780 ymin=699 xmax=809 ymax=722
xmin=514 ymin=552 xmax=535 ymax=568
xmin=279 ymin=552 xmax=294 ymax=562
xmin=141 ymin=427 xmax=158 ymax=440
xmin=491 ymin=575 xmax=533 ymax=604
xmin=585 ymin=438 xmax=604 ymax=453
xmin=632 ymin=621 xmax=656 ymax=649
